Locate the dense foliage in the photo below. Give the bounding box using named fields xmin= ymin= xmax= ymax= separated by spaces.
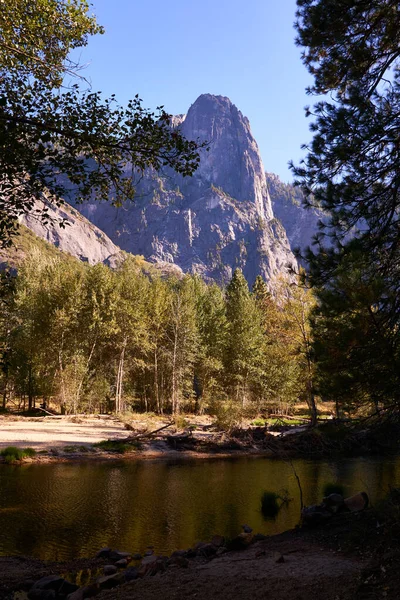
xmin=293 ymin=0 xmax=400 ymax=412
xmin=0 ymin=252 xmax=314 ymax=416
xmin=0 ymin=0 xmax=206 ymax=247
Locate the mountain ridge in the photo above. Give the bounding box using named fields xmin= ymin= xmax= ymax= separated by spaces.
xmin=73 ymin=94 xmax=297 ymax=286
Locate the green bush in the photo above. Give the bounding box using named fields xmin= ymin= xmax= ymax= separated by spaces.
xmin=0 ymin=446 xmax=37 ymax=462
xmin=211 ymin=401 xmax=243 ymax=432
xmin=23 ymin=447 xmax=37 ymax=458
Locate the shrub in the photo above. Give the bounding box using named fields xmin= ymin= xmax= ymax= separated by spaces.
xmin=23 ymin=447 xmax=37 ymax=458
xmin=211 ymin=401 xmax=243 ymax=432
xmin=174 ymin=415 xmax=188 ymax=431
xmin=0 ymin=446 xmax=37 ymax=462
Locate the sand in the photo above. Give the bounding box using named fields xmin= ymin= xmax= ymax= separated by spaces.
xmin=0 ymin=416 xmax=128 ymax=450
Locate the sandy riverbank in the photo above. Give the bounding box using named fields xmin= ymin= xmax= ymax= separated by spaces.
xmin=0 ymin=415 xmax=128 ymax=451
xmin=0 ymin=414 xmax=271 ymax=463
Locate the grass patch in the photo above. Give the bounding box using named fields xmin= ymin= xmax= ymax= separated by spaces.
xmin=251 ymin=418 xmax=267 ymax=427
xmin=94 ymin=439 xmax=142 ymax=454
xmin=63 ymin=444 xmax=93 ymax=454
xmin=0 ymin=446 xmax=36 ymax=463
xmin=63 ymin=445 xmax=78 ymax=453
xmin=78 ymin=445 xmax=91 ymax=453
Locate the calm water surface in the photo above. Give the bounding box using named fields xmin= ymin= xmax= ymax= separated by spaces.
xmin=0 ymin=455 xmax=399 ymax=560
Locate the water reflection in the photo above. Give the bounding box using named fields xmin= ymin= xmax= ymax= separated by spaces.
xmin=0 ymin=455 xmax=399 ymax=560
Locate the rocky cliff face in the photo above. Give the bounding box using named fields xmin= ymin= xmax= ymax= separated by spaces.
xmin=20 ymin=199 xmax=124 ymax=267
xmin=266 ymin=173 xmax=327 ymax=253
xmin=75 ymin=94 xmax=296 ymax=286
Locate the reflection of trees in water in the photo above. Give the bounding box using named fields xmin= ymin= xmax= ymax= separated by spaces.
xmin=1 ymin=457 xmax=400 ymax=560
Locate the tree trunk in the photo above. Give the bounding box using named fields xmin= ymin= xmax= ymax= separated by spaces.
xmin=171 ymin=331 xmax=178 ymax=414
xmin=307 ymin=355 xmax=317 ymax=426
xmin=75 ymin=340 xmax=97 ymax=413
xmin=2 ymin=375 xmax=7 ymax=410
xmin=28 ymin=363 xmax=34 ymax=411
xmin=58 ymin=348 xmax=67 ymax=413
xmin=154 ymin=348 xmax=160 ymax=414
xmin=115 ymin=339 xmax=127 ymax=414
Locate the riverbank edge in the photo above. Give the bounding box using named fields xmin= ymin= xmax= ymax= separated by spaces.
xmin=0 ymin=445 xmax=274 ymax=465
xmin=2 ymin=416 xmax=400 ymax=465
xmin=2 ymin=503 xmax=399 ymax=600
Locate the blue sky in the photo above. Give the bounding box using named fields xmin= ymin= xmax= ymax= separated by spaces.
xmin=76 ymin=0 xmax=314 ymax=182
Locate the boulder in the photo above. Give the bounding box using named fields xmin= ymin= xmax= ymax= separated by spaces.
xmin=109 ymin=550 xmax=131 ymax=562
xmin=302 ymin=490 xmax=369 ymax=526
xmin=30 ymin=575 xmax=78 ymax=597
xmin=344 ymin=492 xmax=369 ymax=512
xmin=95 ymin=547 xmax=111 ymax=559
xmin=139 ymin=555 xmax=167 ymax=577
xmin=228 ymin=532 xmax=253 ymax=551
xmin=323 ymin=493 xmax=345 ymax=513
xmin=167 ymin=555 xmax=189 ymax=568
xmin=97 ymin=573 xmax=124 ymax=590
xmin=30 ymin=576 xmax=65 ymax=592
xmin=132 ymin=553 xmax=142 ymax=560
xmin=124 ymin=567 xmax=139 ymax=582
xmin=115 ymin=558 xmax=128 ymax=568
xmin=103 ymin=565 xmax=117 ymax=576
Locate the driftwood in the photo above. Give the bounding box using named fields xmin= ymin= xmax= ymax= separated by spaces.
xmin=127 ymin=421 xmax=174 ymax=441
xmin=36 ymin=407 xmax=58 ymax=417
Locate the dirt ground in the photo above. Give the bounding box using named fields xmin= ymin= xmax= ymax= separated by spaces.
xmin=0 ymin=415 xmax=128 ymax=450
xmin=98 ymin=537 xmax=363 ymax=600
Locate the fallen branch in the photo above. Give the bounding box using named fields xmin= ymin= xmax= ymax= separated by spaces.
xmin=127 ymin=421 xmax=174 ymax=440
xmin=37 ymin=407 xmax=58 ymax=417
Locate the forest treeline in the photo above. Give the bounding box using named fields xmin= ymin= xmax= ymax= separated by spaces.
xmin=0 ymin=250 xmax=315 ymax=417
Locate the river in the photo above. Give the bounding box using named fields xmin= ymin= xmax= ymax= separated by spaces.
xmin=0 ymin=455 xmax=399 ymax=560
